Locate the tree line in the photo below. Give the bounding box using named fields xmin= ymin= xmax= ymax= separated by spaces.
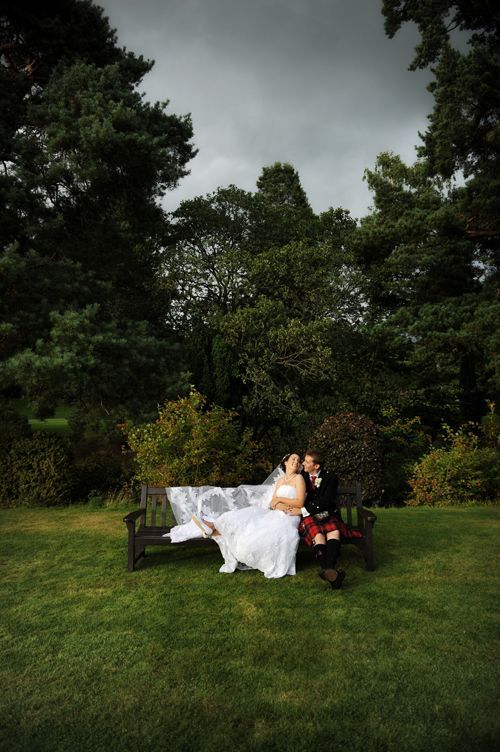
xmin=1 ymin=1 xmax=498 ymax=503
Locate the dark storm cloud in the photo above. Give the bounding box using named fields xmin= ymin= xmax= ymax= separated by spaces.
xmin=97 ymin=0 xmax=433 ymax=218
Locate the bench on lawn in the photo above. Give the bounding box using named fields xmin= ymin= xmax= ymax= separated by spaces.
xmin=123 ymin=482 xmax=377 ymax=572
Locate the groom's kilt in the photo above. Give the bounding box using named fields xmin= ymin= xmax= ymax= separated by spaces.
xmin=299 ymin=514 xmax=363 ymax=547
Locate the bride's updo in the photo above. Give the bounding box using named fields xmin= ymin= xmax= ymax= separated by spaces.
xmin=280 ymin=452 xmax=300 ymax=472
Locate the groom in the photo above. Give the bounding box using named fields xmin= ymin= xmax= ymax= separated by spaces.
xmin=299 ymin=449 xmax=345 ymax=589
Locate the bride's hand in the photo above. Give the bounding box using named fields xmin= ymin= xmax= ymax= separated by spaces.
xmin=272 ymin=501 xmax=289 ymax=512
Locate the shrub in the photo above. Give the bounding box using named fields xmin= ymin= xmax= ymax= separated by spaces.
xmin=309 ymin=412 xmax=383 ymax=503
xmin=0 ymin=400 xmax=31 ymax=453
xmin=0 ymin=400 xmax=32 ymax=504
xmin=0 ymin=433 xmax=72 ymax=507
xmin=481 ymin=402 xmax=500 ymax=448
xmin=407 ymin=426 xmax=500 ymax=506
xmin=123 ymin=388 xmax=263 ymax=486
xmin=378 ymin=407 xmax=430 ymax=503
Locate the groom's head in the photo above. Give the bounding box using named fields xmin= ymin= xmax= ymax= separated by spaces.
xmin=303 ymin=449 xmax=322 ymax=474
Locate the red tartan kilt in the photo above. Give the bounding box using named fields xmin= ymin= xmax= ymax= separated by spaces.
xmin=299 ymin=515 xmax=363 ymax=547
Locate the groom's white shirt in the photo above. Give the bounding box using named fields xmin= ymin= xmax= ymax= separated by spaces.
xmin=301 ymin=470 xmax=320 ymax=517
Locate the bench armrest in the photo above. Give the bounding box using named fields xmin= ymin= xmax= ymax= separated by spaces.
xmin=358 ymin=507 xmax=377 ymax=525
xmin=123 ymin=509 xmax=145 ymax=525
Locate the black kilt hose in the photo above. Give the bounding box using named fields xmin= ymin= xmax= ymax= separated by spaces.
xmin=299 ymin=514 xmax=363 ymax=547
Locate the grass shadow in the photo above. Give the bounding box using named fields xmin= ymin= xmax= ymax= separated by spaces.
xmin=133 ymin=543 xmax=222 ymax=570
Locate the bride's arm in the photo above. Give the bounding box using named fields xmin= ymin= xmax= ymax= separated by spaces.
xmin=284 ymin=475 xmax=306 ymax=508
xmin=269 ymin=484 xmax=299 ymax=512
xmin=268 ymin=481 xmax=283 ymax=510
xmin=270 ymin=476 xmax=306 ymax=511
xmin=273 ymin=501 xmax=291 ymax=511
xmin=284 ymin=476 xmax=307 ymax=515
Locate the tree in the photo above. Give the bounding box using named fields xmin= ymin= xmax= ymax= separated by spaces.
xmin=168 ymin=163 xmax=365 ymax=442
xmin=360 ymin=2 xmax=500 ymax=425
xmin=3 ymin=303 xmax=188 ymax=417
xmin=256 ymin=161 xmax=312 ymax=209
xmin=219 ymin=297 xmax=332 ymax=437
xmin=168 ymin=186 xmax=254 ymax=327
xmin=353 ymin=152 xmax=498 ymax=424
xmin=252 ymin=162 xmax=317 ymax=250
xmin=0 ymin=0 xmax=196 ymax=418
xmin=382 ymin=1 xmax=500 ymax=242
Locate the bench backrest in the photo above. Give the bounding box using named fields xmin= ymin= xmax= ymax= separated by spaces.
xmin=140 ymin=481 xmax=365 ymax=529
xmin=337 ymin=482 xmax=363 ymax=527
xmin=140 ymin=486 xmax=172 ymax=528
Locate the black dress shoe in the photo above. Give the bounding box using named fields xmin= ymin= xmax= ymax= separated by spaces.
xmin=330 ymin=569 xmax=346 ymax=589
xmin=318 ymin=568 xmax=339 ymax=583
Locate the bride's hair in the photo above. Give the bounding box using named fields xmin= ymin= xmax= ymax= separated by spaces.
xmin=280 ymin=452 xmax=300 ymax=472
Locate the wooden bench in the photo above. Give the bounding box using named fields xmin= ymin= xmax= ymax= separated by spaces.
xmin=123 ymin=482 xmax=377 ymax=572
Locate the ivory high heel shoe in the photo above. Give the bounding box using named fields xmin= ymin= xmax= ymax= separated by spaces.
xmin=191 ymin=514 xmax=214 ymax=538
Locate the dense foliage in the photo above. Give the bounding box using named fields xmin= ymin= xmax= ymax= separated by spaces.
xmin=1 ymin=1 xmax=498 ymax=505
xmin=407 ymin=426 xmax=500 ymax=506
xmin=0 ymin=0 xmax=195 ymax=418
xmin=309 ymin=413 xmax=383 ymax=503
xmin=377 ymin=408 xmax=430 ymax=503
xmin=0 ymin=433 xmax=72 ymax=507
xmin=377 ymin=1 xmax=500 ymax=423
xmin=124 ymin=389 xmax=264 ymax=487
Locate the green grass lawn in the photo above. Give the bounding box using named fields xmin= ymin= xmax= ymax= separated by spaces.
xmin=1 ymin=506 xmax=499 ymax=752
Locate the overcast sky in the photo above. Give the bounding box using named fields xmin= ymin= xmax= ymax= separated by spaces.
xmin=97 ymin=0 xmax=433 ymax=219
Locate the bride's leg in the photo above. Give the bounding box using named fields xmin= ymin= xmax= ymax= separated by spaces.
xmin=191 ymin=514 xmax=220 ymax=538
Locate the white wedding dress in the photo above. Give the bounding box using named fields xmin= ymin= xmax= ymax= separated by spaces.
xmin=165 ymin=482 xmax=300 ymax=579
xmin=214 ymin=484 xmax=300 ymax=578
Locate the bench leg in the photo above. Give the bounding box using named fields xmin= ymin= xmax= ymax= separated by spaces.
xmin=128 ymin=538 xmax=147 ymax=571
xmin=364 ymin=535 xmax=375 ymax=571
xmin=127 ymin=528 xmax=137 ymax=572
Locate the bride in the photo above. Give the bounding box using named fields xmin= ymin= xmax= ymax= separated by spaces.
xmin=166 ymin=453 xmax=305 ymax=579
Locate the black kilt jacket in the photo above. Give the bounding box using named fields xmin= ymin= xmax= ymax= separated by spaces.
xmin=301 ymin=468 xmax=341 ymax=520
